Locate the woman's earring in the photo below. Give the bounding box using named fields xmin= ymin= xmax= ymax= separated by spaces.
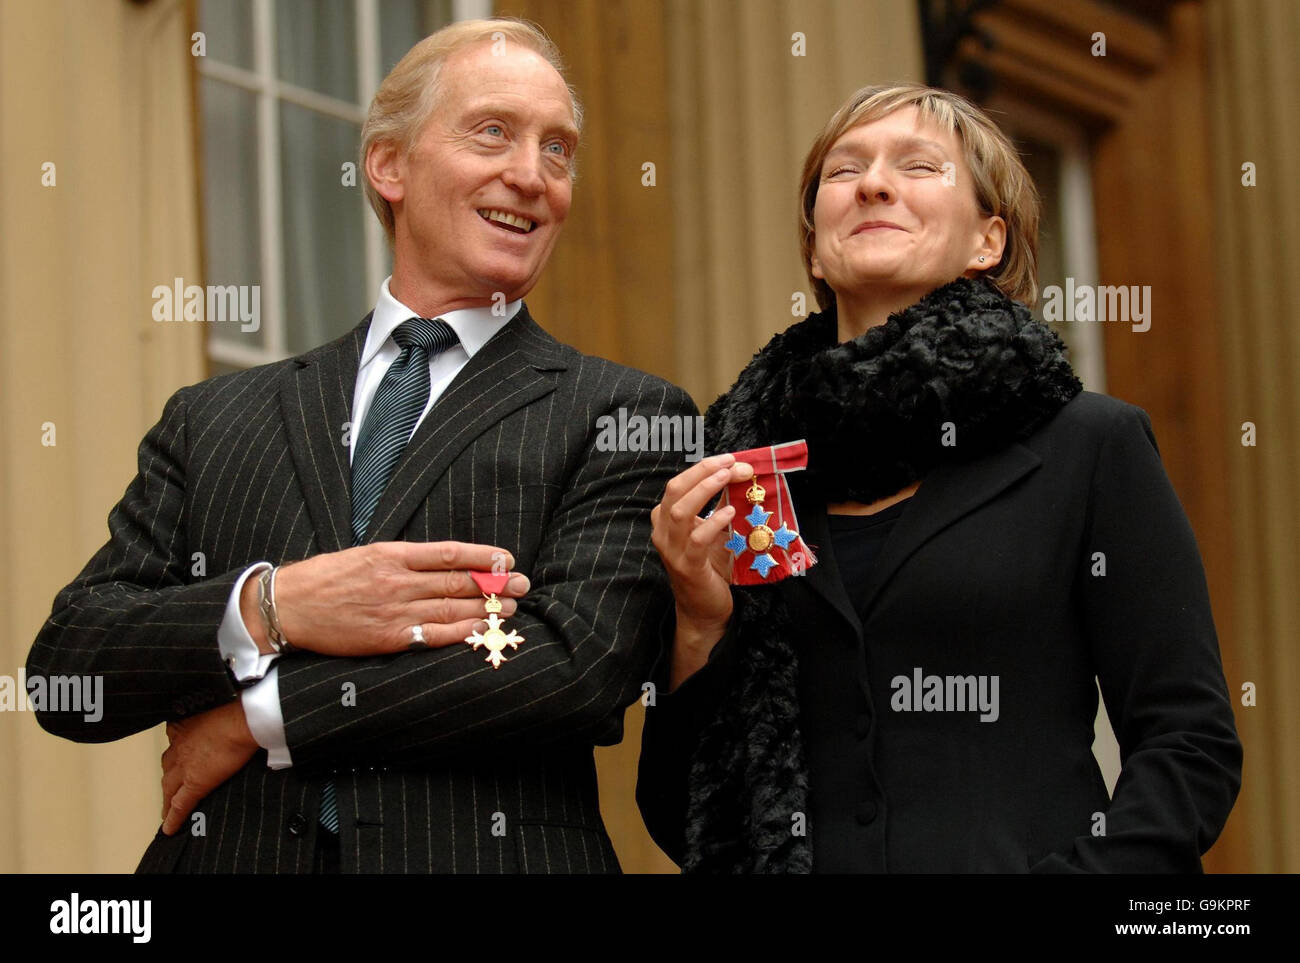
xmin=979 ymin=256 xmax=986 ymax=263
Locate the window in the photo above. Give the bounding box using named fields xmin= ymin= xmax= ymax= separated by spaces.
xmin=195 ymin=0 xmax=481 ymax=375
xmin=1001 ymin=104 xmax=1107 ymax=394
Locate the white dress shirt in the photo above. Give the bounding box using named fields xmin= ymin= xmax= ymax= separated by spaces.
xmin=216 ymin=277 xmax=519 ymax=768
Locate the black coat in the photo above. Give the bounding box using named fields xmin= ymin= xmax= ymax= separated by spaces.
xmin=28 ymin=306 xmax=696 ymax=873
xmin=637 ymin=390 xmax=1243 ymax=872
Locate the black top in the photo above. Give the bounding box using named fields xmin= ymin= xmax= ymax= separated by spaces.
xmin=825 ymin=498 xmax=911 ymax=622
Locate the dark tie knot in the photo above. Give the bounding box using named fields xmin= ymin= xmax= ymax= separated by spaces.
xmin=394 ymin=316 xmax=459 ymax=356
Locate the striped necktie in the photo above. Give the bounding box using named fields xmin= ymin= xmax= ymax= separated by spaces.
xmin=349 ymin=316 xmax=460 ymax=545
xmin=320 ymin=315 xmax=459 ymax=834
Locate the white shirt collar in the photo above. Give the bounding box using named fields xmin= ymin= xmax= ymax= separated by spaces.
xmin=361 ymin=276 xmax=521 ymax=366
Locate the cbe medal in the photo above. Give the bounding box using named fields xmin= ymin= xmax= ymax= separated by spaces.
xmin=464 ymin=570 xmax=525 ymax=669
xmin=719 ymin=440 xmax=817 ymax=585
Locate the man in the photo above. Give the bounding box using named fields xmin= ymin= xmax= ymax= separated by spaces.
xmin=27 ymin=18 xmax=695 ymax=873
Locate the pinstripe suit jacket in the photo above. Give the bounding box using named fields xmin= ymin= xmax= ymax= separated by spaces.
xmin=27 ymin=304 xmax=696 ymax=873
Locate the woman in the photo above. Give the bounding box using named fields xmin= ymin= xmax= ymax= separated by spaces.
xmin=636 ymin=83 xmax=1242 ymax=873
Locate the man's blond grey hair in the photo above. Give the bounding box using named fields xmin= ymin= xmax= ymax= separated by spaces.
xmin=360 ymin=17 xmax=582 ymax=244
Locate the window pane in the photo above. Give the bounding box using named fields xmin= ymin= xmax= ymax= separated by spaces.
xmin=276 ymin=0 xmax=358 ymax=103
xmin=198 ymin=0 xmax=254 ymax=70
xmin=379 ymin=0 xmax=451 ymax=75
xmin=1021 ymin=139 xmax=1063 ymax=301
xmin=1020 ymin=139 xmax=1076 ymax=352
xmin=200 ymin=76 xmax=265 ymax=350
xmin=279 ymin=103 xmax=368 ymax=353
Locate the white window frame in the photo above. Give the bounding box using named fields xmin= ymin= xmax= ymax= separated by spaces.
xmin=198 ymin=0 xmax=490 ymax=369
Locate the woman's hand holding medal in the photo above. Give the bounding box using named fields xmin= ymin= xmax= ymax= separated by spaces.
xmin=651 ymin=454 xmax=753 ymax=688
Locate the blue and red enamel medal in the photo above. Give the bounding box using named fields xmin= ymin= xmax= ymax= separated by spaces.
xmin=719 ymin=440 xmax=817 ymax=584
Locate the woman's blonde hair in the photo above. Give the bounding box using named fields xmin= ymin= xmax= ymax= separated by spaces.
xmin=360 ymin=18 xmax=581 ymax=244
xmin=798 ymin=83 xmax=1040 ymax=309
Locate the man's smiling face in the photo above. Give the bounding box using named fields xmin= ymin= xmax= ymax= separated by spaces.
xmin=376 ymin=41 xmax=579 ymax=307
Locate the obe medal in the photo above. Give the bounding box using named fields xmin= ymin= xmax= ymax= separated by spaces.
xmin=719 ymin=440 xmax=818 ymax=585
xmin=464 ymin=570 xmax=525 ymax=669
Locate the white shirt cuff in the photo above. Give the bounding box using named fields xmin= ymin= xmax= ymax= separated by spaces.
xmin=241 ymin=665 xmax=292 ymax=769
xmin=218 ymin=562 xmax=278 ymax=681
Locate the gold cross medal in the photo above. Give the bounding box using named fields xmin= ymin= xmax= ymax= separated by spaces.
xmin=464 ymin=570 xmax=525 ymax=669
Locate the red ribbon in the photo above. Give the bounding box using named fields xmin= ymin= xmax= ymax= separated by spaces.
xmin=719 ymin=439 xmax=817 ymax=585
xmin=468 ymin=570 xmax=509 ymax=596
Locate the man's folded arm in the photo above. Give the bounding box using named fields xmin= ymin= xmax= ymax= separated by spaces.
xmin=276 ymin=378 xmax=699 ymax=771
xmin=26 ymin=387 xmax=243 ymax=742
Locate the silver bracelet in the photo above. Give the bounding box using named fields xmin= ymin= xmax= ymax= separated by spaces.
xmin=257 ymin=566 xmax=293 ymax=653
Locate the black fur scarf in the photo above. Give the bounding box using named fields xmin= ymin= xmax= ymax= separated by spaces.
xmin=684 ymin=275 xmax=1082 ymax=873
